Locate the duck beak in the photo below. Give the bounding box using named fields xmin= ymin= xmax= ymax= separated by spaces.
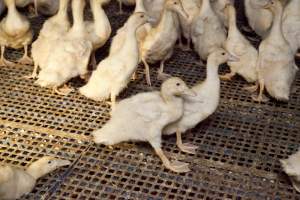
xmin=147 ymin=16 xmax=156 ymax=24
xmin=178 ymin=8 xmax=189 ymax=20
xmin=54 ymin=159 xmax=71 ymax=168
xmin=263 ymin=1 xmax=272 ymax=9
xmin=228 ymin=54 xmax=240 ymax=62
xmin=182 ymin=89 xmax=197 ymax=97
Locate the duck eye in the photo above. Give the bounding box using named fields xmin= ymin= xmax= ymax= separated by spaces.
xmin=174 ymin=2 xmax=177 ymax=4
xmin=140 ymin=15 xmax=144 ymax=18
xmin=176 ymin=83 xmax=180 ymax=86
xmin=222 ymin=52 xmax=225 ymax=55
xmin=48 ymin=161 xmax=52 ymax=164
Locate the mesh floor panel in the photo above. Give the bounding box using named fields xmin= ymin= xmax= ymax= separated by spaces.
xmin=0 ymin=1 xmax=299 ymax=199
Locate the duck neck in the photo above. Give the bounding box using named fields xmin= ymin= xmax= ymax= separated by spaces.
xmin=70 ymin=0 xmax=85 ymax=34
xmin=56 ymin=0 xmax=69 ymax=18
xmin=119 ymin=24 xmax=140 ymax=56
xmin=201 ymin=0 xmax=212 ymax=13
xmin=158 ymin=8 xmax=177 ymax=31
xmin=227 ymin=6 xmax=238 ymax=35
xmin=206 ymin=59 xmax=220 ymax=82
xmin=6 ymin=0 xmax=18 ymax=15
xmin=90 ymin=0 xmax=110 ymax=37
xmin=268 ymin=4 xmax=284 ymax=42
xmin=134 ymin=0 xmax=146 ymax=12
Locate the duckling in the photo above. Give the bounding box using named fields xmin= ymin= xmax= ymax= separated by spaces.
xmin=178 ymin=0 xmax=201 ymax=51
xmin=80 ymin=12 xmax=150 ymax=109
xmin=109 ymin=0 xmax=151 ymax=57
xmin=85 ymin=0 xmax=111 ymax=68
xmin=221 ymin=4 xmax=258 ymax=83
xmin=141 ymin=0 xmax=188 ymax=86
xmin=0 ymin=156 xmax=70 ymax=200
xmin=93 ymin=77 xmax=196 ymax=173
xmin=117 ymin=0 xmax=135 ymax=14
xmin=251 ymin=0 xmax=298 ymax=102
xmin=280 ymin=149 xmax=300 ymax=193
xmin=191 ymin=0 xmax=226 ymax=61
xmin=26 ymin=0 xmax=70 ymax=79
xmin=36 ymin=0 xmax=92 ymax=95
xmin=163 ymin=49 xmax=238 ymax=154
xmin=0 ymin=0 xmax=33 ymax=66
xmin=244 ymin=0 xmax=273 ymax=38
xmin=282 ymin=0 xmax=300 ymax=56
xmin=211 ymin=0 xmax=233 ymax=28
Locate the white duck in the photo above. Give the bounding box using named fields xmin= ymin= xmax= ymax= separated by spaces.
xmin=221 ymin=4 xmax=258 ymax=83
xmin=282 ymin=0 xmax=300 ymax=56
xmin=93 ymin=77 xmax=196 ymax=173
xmin=281 ymin=149 xmax=300 ymax=193
xmin=244 ymin=0 xmax=273 ymax=38
xmin=163 ymin=49 xmax=238 ymax=154
xmin=117 ymin=0 xmax=135 ymax=14
xmin=36 ymin=0 xmax=93 ymax=95
xmin=80 ymin=12 xmax=151 ymax=109
xmin=141 ymin=0 xmax=188 ymax=86
xmin=211 ymin=0 xmax=232 ymax=28
xmin=27 ymin=0 xmax=70 ymax=79
xmin=178 ymin=0 xmax=201 ymax=51
xmin=109 ymin=0 xmax=151 ymax=57
xmin=251 ymin=0 xmax=298 ymax=102
xmin=191 ymin=0 xmax=226 ymax=61
xmin=0 ymin=0 xmax=33 ymax=66
xmin=0 ymin=157 xmax=70 ymax=200
xmin=85 ymin=0 xmax=111 ymax=68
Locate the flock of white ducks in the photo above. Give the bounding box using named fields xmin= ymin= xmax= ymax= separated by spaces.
xmin=0 ymin=0 xmax=299 ymax=196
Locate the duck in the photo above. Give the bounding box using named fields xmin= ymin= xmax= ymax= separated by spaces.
xmin=191 ymin=0 xmax=226 ymax=61
xmin=178 ymin=0 xmax=201 ymax=51
xmin=280 ymin=149 xmax=300 ymax=193
xmin=0 ymin=156 xmax=70 ymax=200
xmin=244 ymin=0 xmax=273 ymax=38
xmin=35 ymin=0 xmax=93 ymax=95
xmin=282 ymin=0 xmax=300 ymax=56
xmin=80 ymin=12 xmax=150 ymax=109
xmin=109 ymin=0 xmax=151 ymax=57
xmin=211 ymin=0 xmax=233 ymax=28
xmin=26 ymin=0 xmax=70 ymax=79
xmin=85 ymin=0 xmax=111 ymax=68
xmin=163 ymin=49 xmax=238 ymax=154
xmin=92 ymin=77 xmax=196 ymax=173
xmin=117 ymin=0 xmax=135 ymax=14
xmin=141 ymin=0 xmax=188 ymax=86
xmin=221 ymin=4 xmax=258 ymax=83
xmin=251 ymin=0 xmax=298 ymax=102
xmin=0 ymin=0 xmax=33 ymax=66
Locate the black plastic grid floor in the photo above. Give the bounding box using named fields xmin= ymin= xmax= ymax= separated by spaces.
xmin=0 ymin=1 xmax=300 ymax=200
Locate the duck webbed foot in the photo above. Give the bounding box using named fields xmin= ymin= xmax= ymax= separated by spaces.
xmin=53 ymin=85 xmax=73 ymax=95
xmin=0 ymin=57 xmax=15 ymax=67
xmin=251 ymin=93 xmax=269 ymax=103
xmin=157 ymin=72 xmax=172 ymax=81
xmin=23 ymin=64 xmax=38 ymax=79
xmin=176 ymin=130 xmax=197 ymax=154
xmin=243 ymin=83 xmax=259 ymax=93
xmin=219 ymin=72 xmax=235 ymax=81
xmin=18 ymin=46 xmax=33 ymax=65
xmin=154 ymin=147 xmax=190 ymax=173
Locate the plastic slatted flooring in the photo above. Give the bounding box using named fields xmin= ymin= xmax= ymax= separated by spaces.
xmin=0 ymin=1 xmax=299 ymax=200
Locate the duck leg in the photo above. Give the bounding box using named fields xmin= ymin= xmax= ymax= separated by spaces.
xmin=142 ymin=57 xmax=152 ymax=86
xmin=24 ymin=62 xmax=38 ymax=79
xmin=18 ymin=45 xmax=33 ymax=65
xmin=176 ymin=129 xmax=197 ymax=154
xmin=131 ymin=72 xmax=137 ymax=81
xmin=90 ymin=51 xmax=97 ymax=70
xmin=157 ymin=60 xmax=172 ymax=81
xmin=150 ymin=139 xmax=190 ymax=173
xmin=110 ymin=90 xmax=117 ymax=111
xmin=219 ymin=71 xmax=235 ymax=81
xmin=117 ymin=0 xmax=124 ymax=14
xmin=0 ymin=46 xmax=14 ymax=67
xmin=53 ymin=85 xmax=73 ymax=95
xmin=251 ymin=79 xmax=269 ymax=102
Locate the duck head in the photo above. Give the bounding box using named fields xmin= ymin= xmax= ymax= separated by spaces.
xmin=165 ymin=0 xmax=188 ymax=20
xmin=127 ymin=12 xmax=153 ymax=28
xmin=262 ymin=0 xmax=282 ymax=13
xmin=208 ymin=48 xmax=239 ymax=65
xmin=26 ymin=156 xmax=71 ymax=179
xmin=161 ymin=77 xmax=196 ymax=100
